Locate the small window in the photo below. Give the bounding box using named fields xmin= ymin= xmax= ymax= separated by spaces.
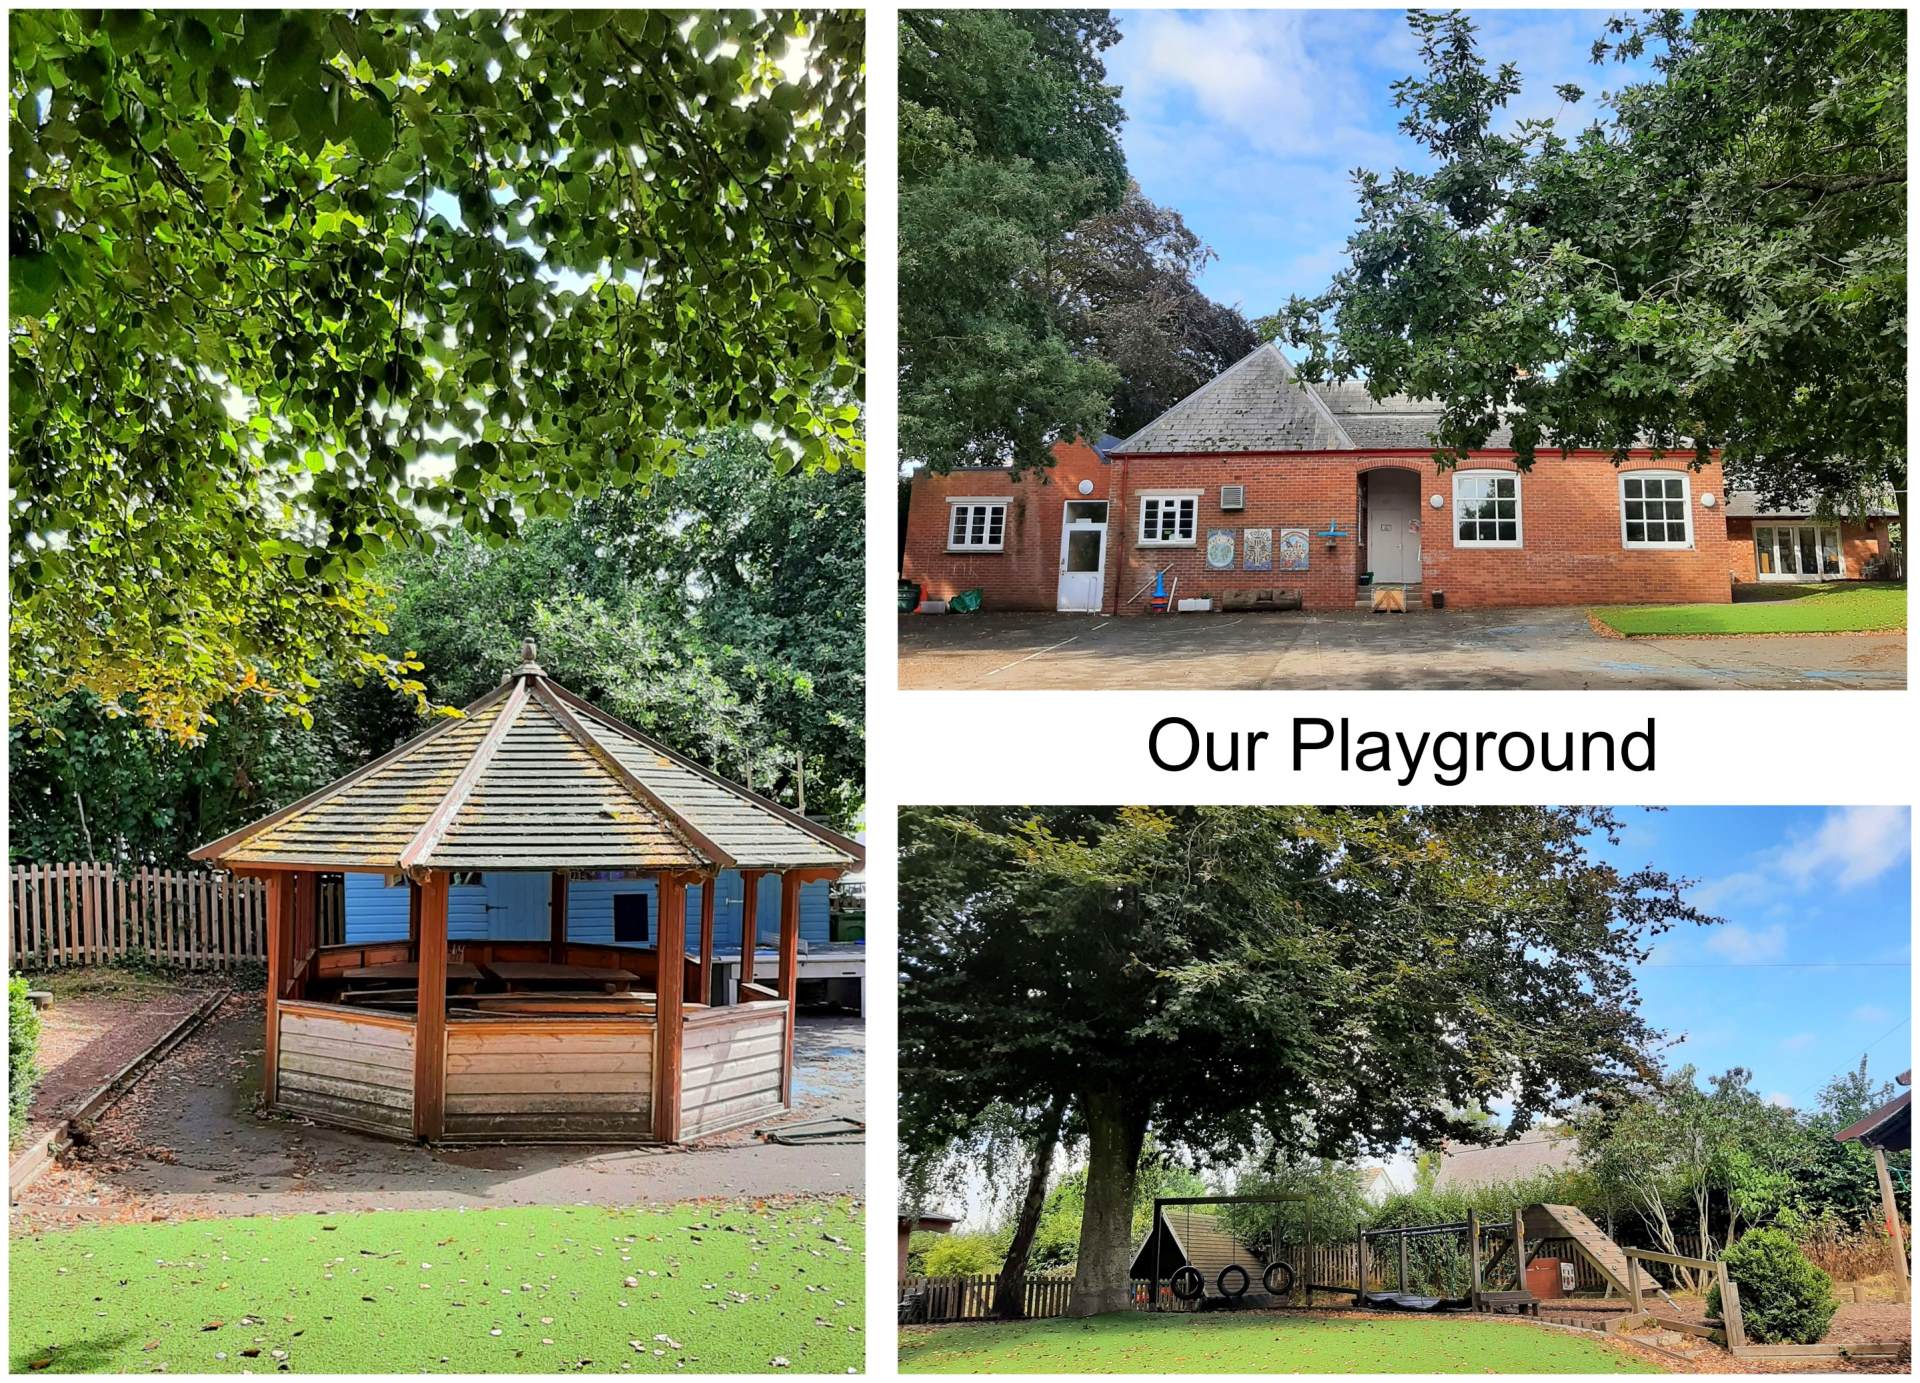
xmin=613 ymin=892 xmax=650 ymax=945
xmin=947 ymin=499 xmax=1008 ymax=552
xmin=1138 ymin=493 xmax=1199 ymax=545
xmin=1621 ymin=471 xmax=1692 ymax=548
xmin=1453 ymin=471 xmax=1522 ymax=547
xmin=1064 ymin=500 xmax=1108 ymax=524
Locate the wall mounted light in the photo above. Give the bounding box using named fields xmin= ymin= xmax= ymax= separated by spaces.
xmin=1700 ymin=492 xmax=1718 ymax=508
xmin=1078 ymin=479 xmax=1095 ymax=496
xmin=1429 ymin=494 xmax=1445 ymax=509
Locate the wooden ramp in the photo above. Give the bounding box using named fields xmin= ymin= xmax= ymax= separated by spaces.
xmin=1528 ymin=1205 xmax=1678 ymax=1310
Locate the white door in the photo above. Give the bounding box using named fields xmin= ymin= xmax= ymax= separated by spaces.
xmin=1369 ymin=473 xmax=1420 ymax=583
xmin=1057 ymin=502 xmax=1108 ymax=612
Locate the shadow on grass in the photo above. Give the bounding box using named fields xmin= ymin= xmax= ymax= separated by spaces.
xmin=1733 ymin=580 xmax=1906 ymax=605
xmin=11 ymin=1328 xmax=142 ymax=1374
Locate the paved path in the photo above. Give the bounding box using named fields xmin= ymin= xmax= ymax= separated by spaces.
xmin=13 ymin=997 xmax=862 ymax=1229
xmin=898 ymin=609 xmax=1906 ymax=690
xmin=15 ymin=988 xmax=211 ymax=1150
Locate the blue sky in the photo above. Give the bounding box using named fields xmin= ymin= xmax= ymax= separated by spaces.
xmin=1596 ymin=806 xmax=1912 ymax=1113
xmin=1105 ymin=9 xmax=1664 ymax=319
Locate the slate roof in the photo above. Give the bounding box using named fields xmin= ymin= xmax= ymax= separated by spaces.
xmin=1113 ymin=343 xmax=1356 ymax=455
xmin=1113 ymin=343 xmax=1520 ymax=454
xmin=1723 ymin=490 xmax=1899 ymax=520
xmin=192 ymin=646 xmax=860 ymax=875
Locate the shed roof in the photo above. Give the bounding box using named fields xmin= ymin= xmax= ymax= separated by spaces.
xmin=1835 ymin=1075 xmax=1912 ymax=1152
xmin=1128 ymin=1207 xmax=1260 ymax=1281
xmin=192 ymin=646 xmax=860 ymax=875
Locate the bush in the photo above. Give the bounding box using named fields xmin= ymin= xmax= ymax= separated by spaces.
xmin=9 ymin=977 xmax=42 ymax=1143
xmin=920 ymin=1231 xmax=1007 ymax=1278
xmin=1707 ymin=1227 xmax=1838 ymax=1344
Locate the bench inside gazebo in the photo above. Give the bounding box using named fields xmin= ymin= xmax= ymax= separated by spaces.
xmin=191 ymin=643 xmax=861 ymax=1145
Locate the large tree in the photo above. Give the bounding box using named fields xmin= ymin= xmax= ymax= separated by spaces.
xmin=1273 ymin=9 xmax=1905 ymax=550
xmin=1052 ymin=183 xmax=1260 ymax=438
xmin=898 ymin=10 xmax=1125 ymax=472
xmin=10 ymin=9 xmax=864 ymax=739
xmin=900 ymin=806 xmax=1716 ymax=1315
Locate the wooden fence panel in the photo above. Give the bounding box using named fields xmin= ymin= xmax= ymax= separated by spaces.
xmin=903 ymin=1273 xmax=1076 ymax=1323
xmin=9 ymin=862 xmax=275 ymax=971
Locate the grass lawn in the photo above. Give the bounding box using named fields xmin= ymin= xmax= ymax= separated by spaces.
xmin=1592 ymin=581 xmax=1905 ymax=636
xmin=898 ymin=1310 xmax=1663 ymax=1374
xmin=11 ymin=1198 xmax=862 ymax=1374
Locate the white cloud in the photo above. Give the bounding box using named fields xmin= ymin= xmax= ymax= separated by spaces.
xmin=1780 ymin=1033 xmax=1818 ymax=1052
xmin=1704 ymin=923 xmax=1787 ymax=964
xmin=1779 ymin=807 xmax=1910 ymax=891
xmin=1852 ymin=1004 xmax=1892 ymax=1029
xmin=1766 ymin=1092 xmax=1795 ymax=1110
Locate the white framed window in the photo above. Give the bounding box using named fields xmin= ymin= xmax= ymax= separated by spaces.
xmin=1138 ymin=492 xmax=1199 ymax=545
xmin=1452 ymin=470 xmax=1522 ymax=548
xmin=1620 ymin=470 xmax=1692 ymax=549
xmin=946 ymin=498 xmax=1009 ymax=552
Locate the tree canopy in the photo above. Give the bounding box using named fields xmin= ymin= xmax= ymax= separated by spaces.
xmin=10 ymin=9 xmax=864 ymax=738
xmin=899 ymin=805 xmax=1716 ymax=1314
xmin=10 ymin=430 xmax=864 ymax=864
xmin=1272 ymin=9 xmax=1905 ymax=526
xmin=899 ymin=10 xmax=1255 ymax=473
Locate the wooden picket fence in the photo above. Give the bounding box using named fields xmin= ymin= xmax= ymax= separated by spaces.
xmin=902 ymin=1273 xmax=1075 ymax=1322
xmin=9 ymin=862 xmax=345 ymax=971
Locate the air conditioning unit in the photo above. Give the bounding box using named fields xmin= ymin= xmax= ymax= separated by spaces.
xmin=1220 ymin=484 xmax=1246 ymax=511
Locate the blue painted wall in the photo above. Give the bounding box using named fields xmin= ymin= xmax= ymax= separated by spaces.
xmin=343 ymin=870 xmax=829 ymax=950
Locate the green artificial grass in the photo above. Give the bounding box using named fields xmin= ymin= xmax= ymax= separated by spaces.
xmin=898 ymin=1310 xmax=1664 ymax=1374
xmin=1592 ymin=582 xmax=1906 ymax=636
xmin=11 ymin=1199 xmax=863 ymax=1374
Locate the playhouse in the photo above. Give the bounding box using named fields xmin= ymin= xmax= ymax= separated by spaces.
xmin=191 ymin=642 xmax=861 ymax=1145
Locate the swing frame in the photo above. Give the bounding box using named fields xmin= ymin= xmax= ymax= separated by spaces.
xmin=1144 ymin=1193 xmax=1318 ymax=1312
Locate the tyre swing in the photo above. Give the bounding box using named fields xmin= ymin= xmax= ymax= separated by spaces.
xmin=1169 ymin=1265 xmax=1204 ymax=1303
xmin=1262 ymin=1260 xmax=1296 ymax=1297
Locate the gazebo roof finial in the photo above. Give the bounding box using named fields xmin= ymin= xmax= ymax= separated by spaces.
xmin=503 ymin=636 xmax=545 ymax=682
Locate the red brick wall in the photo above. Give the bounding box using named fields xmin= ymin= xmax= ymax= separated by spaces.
xmin=1108 ymin=452 xmax=1733 ymax=613
xmin=900 ymin=440 xmax=1110 ymax=611
xmin=1726 ymin=518 xmax=1760 ymax=582
xmin=1727 ymin=516 xmax=1892 ymax=582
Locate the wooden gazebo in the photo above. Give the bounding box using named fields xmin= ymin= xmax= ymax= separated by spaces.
xmin=191 ymin=642 xmax=860 ymax=1145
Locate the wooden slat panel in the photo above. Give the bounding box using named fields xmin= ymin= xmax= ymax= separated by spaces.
xmin=281 ymin=1008 xmax=418 ymax=1046
xmin=279 ymin=1067 xmax=414 ymax=1111
xmin=445 ymin=1088 xmax=649 ymax=1114
xmin=279 ymin=1051 xmax=415 ymax=1090
xmin=684 ymin=1016 xmax=784 ymax=1053
xmin=684 ymin=1032 xmax=784 ymax=1069
xmin=682 ymin=1086 xmax=782 ymax=1136
xmin=441 ymin=1111 xmax=654 ymax=1138
xmin=279 ymin=1035 xmax=416 ymax=1073
xmin=447 ymin=1069 xmax=649 ymax=1096
xmin=448 ymin=1050 xmax=652 ymax=1076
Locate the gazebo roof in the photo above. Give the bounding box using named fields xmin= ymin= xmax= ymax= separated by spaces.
xmin=192 ymin=646 xmax=861 ymax=875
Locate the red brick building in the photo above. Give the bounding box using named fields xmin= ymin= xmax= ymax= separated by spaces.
xmin=1722 ymin=493 xmax=1897 ymax=584
xmin=902 ymin=344 xmax=1754 ymax=615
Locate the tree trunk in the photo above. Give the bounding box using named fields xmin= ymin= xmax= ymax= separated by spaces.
xmin=1067 ymin=1088 xmax=1148 ymax=1318
xmin=1895 ymin=484 xmax=1908 ymax=581
xmin=992 ymin=1094 xmax=1068 ymax=1320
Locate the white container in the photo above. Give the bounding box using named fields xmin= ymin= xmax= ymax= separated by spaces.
xmin=1177 ymin=598 xmax=1213 ymax=613
xmin=920 ymin=600 xmax=948 ymax=615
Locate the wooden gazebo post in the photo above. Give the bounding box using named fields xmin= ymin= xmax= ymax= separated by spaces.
xmin=775 ymin=868 xmax=842 ymax=1105
xmin=696 ymin=873 xmax=716 ymax=1008
xmin=739 ymin=870 xmax=763 ymax=988
xmin=263 ymin=872 xmax=292 ymax=1105
xmin=653 ymin=872 xmax=690 ymax=1142
xmin=413 ymin=870 xmax=450 ymax=1141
